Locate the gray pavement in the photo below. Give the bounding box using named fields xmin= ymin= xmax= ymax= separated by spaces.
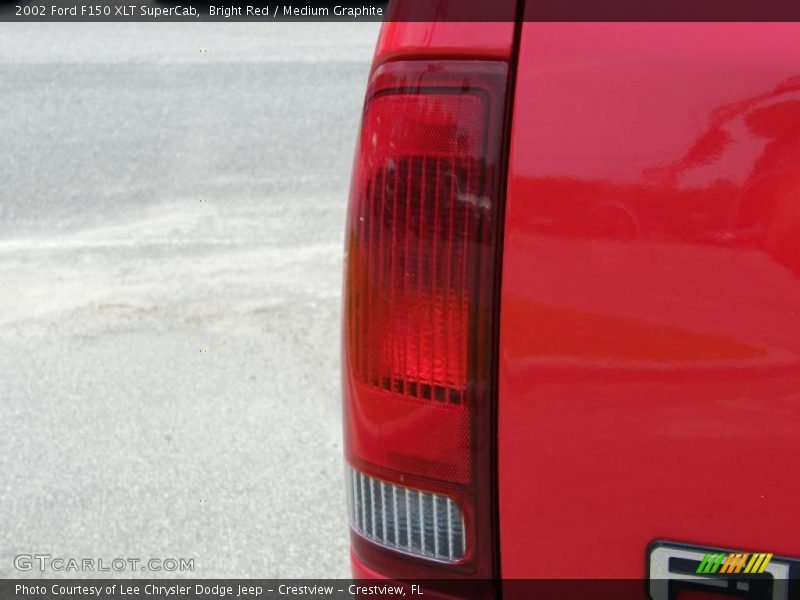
xmin=0 ymin=23 xmax=379 ymax=578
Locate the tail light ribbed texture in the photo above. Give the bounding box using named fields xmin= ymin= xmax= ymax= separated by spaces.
xmin=351 ymin=153 xmax=482 ymax=406
xmin=347 ymin=466 xmax=466 ymax=562
xmin=342 ymin=61 xmax=508 ymax=579
xmin=348 ymin=149 xmax=484 ymax=485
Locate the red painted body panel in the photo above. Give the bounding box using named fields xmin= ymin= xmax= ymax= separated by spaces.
xmin=373 ymin=21 xmax=515 ymax=68
xmin=499 ymin=23 xmax=800 ymax=579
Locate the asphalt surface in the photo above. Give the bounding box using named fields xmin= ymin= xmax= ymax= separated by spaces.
xmin=0 ymin=23 xmax=379 ymax=578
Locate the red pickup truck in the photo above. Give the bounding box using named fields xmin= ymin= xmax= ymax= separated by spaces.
xmin=341 ymin=6 xmax=800 ymax=596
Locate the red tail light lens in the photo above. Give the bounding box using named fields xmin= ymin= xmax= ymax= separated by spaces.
xmin=343 ymin=61 xmax=508 ymax=580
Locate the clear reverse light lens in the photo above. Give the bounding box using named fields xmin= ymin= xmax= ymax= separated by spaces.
xmin=347 ymin=466 xmax=466 ymax=562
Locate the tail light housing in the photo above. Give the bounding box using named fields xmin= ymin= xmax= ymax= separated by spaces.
xmin=342 ymin=60 xmax=508 ymax=582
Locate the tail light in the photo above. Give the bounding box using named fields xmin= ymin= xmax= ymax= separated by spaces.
xmin=342 ymin=60 xmax=508 ymax=582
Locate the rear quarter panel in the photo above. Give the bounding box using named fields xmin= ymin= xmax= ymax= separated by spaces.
xmin=499 ymin=22 xmax=800 ymax=578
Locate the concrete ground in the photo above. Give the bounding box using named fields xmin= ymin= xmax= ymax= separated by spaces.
xmin=0 ymin=22 xmax=379 ymax=578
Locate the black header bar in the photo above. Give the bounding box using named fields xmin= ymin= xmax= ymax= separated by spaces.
xmin=5 ymin=0 xmax=800 ymax=22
